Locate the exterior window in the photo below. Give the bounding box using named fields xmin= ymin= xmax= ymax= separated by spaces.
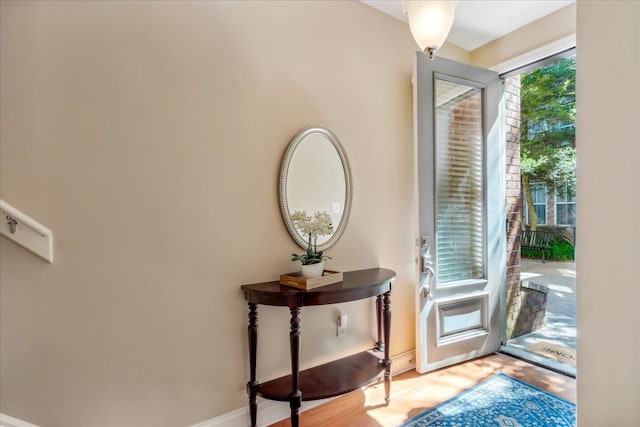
xmin=527 ymin=183 xmax=547 ymax=225
xmin=556 ymin=183 xmax=576 ymax=225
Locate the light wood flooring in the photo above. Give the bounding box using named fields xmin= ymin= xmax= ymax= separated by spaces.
xmin=269 ymin=353 xmax=576 ymax=427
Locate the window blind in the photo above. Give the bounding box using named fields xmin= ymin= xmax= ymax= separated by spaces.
xmin=435 ymin=79 xmax=485 ymax=283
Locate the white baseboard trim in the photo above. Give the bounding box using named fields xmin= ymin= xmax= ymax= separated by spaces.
xmin=390 ymin=349 xmax=417 ymax=375
xmin=192 ymin=349 xmax=416 ymax=427
xmin=0 ymin=414 xmax=39 ymax=427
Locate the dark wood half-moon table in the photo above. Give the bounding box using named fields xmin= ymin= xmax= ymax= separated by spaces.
xmin=241 ymin=268 xmax=395 ymax=427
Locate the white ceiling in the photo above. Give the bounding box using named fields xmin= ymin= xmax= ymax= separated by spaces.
xmin=360 ymin=0 xmax=575 ymax=51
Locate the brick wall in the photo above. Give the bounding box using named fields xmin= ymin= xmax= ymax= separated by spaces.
xmin=510 ymin=281 xmax=548 ymax=338
xmin=505 ymin=76 xmax=522 ymax=338
xmin=504 ymin=76 xmax=547 ymax=339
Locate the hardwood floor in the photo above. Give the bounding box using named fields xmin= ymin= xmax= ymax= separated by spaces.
xmin=269 ymin=353 xmax=576 ymax=427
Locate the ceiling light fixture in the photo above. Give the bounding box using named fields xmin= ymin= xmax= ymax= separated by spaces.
xmin=403 ymin=0 xmax=457 ymax=60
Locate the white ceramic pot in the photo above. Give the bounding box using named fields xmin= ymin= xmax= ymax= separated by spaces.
xmin=301 ymin=261 xmax=324 ymax=279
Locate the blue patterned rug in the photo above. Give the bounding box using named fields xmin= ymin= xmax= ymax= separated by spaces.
xmin=401 ymin=373 xmax=575 ymax=427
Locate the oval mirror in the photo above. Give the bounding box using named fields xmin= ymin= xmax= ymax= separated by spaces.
xmin=279 ymin=126 xmax=353 ymax=251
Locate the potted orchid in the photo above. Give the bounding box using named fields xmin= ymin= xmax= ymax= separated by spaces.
xmin=290 ymin=210 xmax=334 ymax=278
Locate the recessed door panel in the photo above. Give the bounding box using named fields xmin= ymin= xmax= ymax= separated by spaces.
xmin=437 ymin=293 xmax=488 ymax=345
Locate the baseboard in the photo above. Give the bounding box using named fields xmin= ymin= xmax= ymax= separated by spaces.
xmin=0 ymin=414 xmax=39 ymax=427
xmin=192 ymin=349 xmax=416 ymax=427
xmin=390 ymin=349 xmax=416 ymax=375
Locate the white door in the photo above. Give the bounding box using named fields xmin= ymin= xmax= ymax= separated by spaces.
xmin=414 ymin=54 xmax=505 ymax=373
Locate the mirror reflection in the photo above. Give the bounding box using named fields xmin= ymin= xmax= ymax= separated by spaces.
xmin=279 ymin=127 xmax=352 ymax=251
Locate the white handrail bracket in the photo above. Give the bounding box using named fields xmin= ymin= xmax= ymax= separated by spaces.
xmin=0 ymin=199 xmax=53 ymax=263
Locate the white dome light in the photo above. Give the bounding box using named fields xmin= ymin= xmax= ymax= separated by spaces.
xmin=406 ymin=1 xmax=457 ymax=59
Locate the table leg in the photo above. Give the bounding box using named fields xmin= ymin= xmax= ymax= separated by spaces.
xmin=289 ymin=306 xmax=302 ymax=427
xmin=383 ymin=291 xmax=392 ymax=403
xmin=247 ymin=303 xmax=259 ymax=427
xmin=375 ymin=295 xmax=384 ymax=352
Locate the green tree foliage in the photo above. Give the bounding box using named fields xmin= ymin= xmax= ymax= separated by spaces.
xmin=520 ymin=56 xmax=576 ymax=229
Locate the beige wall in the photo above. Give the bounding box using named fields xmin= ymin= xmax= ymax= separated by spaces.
xmin=576 ymin=1 xmax=640 ymax=425
xmin=0 ymin=1 xmax=423 ymax=425
xmin=471 ymin=3 xmax=576 ymax=70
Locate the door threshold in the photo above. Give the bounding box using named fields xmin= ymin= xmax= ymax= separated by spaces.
xmin=500 ymin=346 xmax=576 ymax=378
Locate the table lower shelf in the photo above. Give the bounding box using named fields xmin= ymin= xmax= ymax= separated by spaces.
xmin=257 ymin=350 xmax=386 ymax=402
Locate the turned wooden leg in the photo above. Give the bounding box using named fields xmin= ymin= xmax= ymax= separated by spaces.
xmin=247 ymin=303 xmax=259 ymax=427
xmin=289 ymin=306 xmax=302 ymax=427
xmin=383 ymin=291 xmax=392 ymax=403
xmin=375 ymin=295 xmax=384 ymax=352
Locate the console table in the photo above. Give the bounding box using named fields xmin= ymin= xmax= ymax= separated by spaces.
xmin=241 ymin=268 xmax=395 ymax=427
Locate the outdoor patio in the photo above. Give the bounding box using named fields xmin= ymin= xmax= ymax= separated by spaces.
xmin=505 ymin=260 xmax=576 ymax=374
